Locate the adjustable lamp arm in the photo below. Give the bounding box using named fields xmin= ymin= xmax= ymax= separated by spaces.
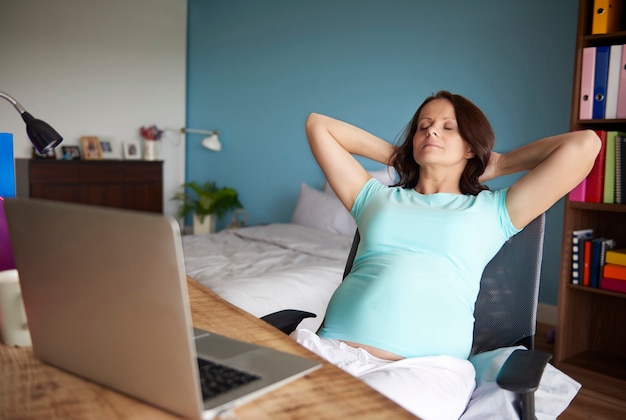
xmin=0 ymin=91 xmax=27 ymax=114
xmin=1 ymin=91 xmax=63 ymax=154
xmin=166 ymin=127 xmax=222 ymax=152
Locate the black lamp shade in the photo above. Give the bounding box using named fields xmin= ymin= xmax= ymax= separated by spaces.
xmin=21 ymin=111 xmax=63 ymax=154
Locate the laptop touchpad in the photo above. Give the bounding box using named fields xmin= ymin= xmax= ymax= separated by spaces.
xmin=195 ymin=333 xmax=255 ymax=360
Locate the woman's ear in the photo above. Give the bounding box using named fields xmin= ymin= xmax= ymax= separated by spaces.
xmin=465 ymin=149 xmax=476 ymax=159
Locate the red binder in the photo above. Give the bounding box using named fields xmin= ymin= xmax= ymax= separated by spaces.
xmin=585 ymin=130 xmax=607 ymax=203
xmin=583 ymin=240 xmax=592 ymax=286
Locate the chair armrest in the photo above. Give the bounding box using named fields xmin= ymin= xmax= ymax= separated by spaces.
xmin=496 ymin=349 xmax=552 ymax=393
xmin=260 ymin=309 xmax=316 ymax=334
xmin=496 ymin=349 xmax=552 ymax=420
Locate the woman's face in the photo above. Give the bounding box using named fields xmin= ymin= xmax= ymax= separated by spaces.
xmin=412 ymin=98 xmax=474 ymax=169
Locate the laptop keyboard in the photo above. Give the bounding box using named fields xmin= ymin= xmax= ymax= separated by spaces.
xmin=197 ymin=358 xmax=260 ymax=400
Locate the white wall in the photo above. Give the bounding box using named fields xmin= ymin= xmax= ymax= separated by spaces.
xmin=0 ymin=0 xmax=187 ymax=218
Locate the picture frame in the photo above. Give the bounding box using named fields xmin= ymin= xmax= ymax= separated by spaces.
xmin=80 ymin=136 xmax=102 ymax=160
xmin=98 ymin=137 xmax=117 ymax=159
xmin=123 ymin=140 xmax=141 ymax=160
xmin=61 ymin=145 xmax=82 ymax=160
xmin=32 ymin=147 xmax=57 ymax=160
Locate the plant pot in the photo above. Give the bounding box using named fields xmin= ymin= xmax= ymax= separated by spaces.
xmin=193 ymin=214 xmax=216 ymax=235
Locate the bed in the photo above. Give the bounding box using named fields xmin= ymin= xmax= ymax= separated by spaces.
xmin=182 ymin=174 xmax=580 ymax=419
xmin=183 ymin=222 xmax=352 ymax=331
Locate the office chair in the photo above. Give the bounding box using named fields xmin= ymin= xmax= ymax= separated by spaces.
xmin=262 ymin=213 xmax=550 ymax=420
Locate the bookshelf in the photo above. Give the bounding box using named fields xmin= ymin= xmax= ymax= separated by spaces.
xmin=555 ymin=0 xmax=626 ymax=400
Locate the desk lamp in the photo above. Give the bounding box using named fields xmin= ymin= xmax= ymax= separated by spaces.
xmin=161 ymin=127 xmax=222 ymax=152
xmin=1 ymin=91 xmax=63 ymax=154
xmin=1 ymin=91 xmax=63 ymax=270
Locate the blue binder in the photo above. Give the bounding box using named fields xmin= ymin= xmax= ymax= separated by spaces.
xmin=0 ymin=133 xmax=15 ymax=198
xmin=592 ymin=45 xmax=611 ymax=119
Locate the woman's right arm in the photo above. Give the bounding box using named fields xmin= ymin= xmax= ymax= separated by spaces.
xmin=305 ymin=113 xmax=396 ymax=210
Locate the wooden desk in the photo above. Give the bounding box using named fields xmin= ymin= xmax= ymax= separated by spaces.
xmin=0 ymin=278 xmax=414 ymax=419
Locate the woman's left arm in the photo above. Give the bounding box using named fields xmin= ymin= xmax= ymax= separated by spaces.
xmin=480 ymin=130 xmax=601 ymax=229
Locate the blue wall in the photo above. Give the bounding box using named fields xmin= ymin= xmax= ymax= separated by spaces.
xmin=186 ymin=0 xmax=578 ymax=306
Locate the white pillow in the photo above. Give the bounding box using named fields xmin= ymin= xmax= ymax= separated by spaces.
xmin=291 ymin=183 xmax=356 ymax=237
xmin=369 ymin=167 xmax=398 ymax=185
xmin=323 ymin=167 xmax=397 ymax=194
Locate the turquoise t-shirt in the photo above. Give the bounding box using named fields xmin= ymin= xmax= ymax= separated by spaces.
xmin=318 ymin=178 xmax=520 ymax=359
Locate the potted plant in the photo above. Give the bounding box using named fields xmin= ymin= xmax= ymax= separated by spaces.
xmin=172 ymin=180 xmax=243 ymax=234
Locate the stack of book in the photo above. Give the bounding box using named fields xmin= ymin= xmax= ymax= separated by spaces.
xmin=571 ymin=228 xmax=617 ymax=288
xmin=569 ymin=130 xmax=626 ymax=203
xmin=602 ymin=249 xmax=626 ymax=292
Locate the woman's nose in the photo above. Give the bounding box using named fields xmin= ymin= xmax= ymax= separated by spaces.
xmin=427 ymin=126 xmax=438 ymax=137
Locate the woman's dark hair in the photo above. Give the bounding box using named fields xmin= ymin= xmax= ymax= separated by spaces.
xmin=389 ymin=90 xmax=494 ymax=195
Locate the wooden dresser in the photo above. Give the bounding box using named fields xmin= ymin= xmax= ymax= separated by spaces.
xmin=15 ymin=159 xmax=163 ymax=214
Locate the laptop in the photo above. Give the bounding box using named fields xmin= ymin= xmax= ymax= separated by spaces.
xmin=4 ymin=198 xmax=321 ymax=419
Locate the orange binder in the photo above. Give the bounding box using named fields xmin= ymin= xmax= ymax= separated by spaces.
xmin=604 ymin=263 xmax=626 ymax=280
xmin=592 ymin=0 xmax=624 ymax=34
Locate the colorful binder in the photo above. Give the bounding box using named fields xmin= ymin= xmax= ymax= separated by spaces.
xmin=580 ymin=47 xmax=596 ymax=120
xmin=606 ymin=249 xmax=626 ymax=265
xmin=605 ymin=44 xmax=623 ymax=119
xmin=601 ymin=276 xmax=626 ymax=293
xmin=0 ymin=133 xmax=15 ymax=198
xmin=590 ymin=237 xmax=615 ymax=288
xmin=572 ymin=229 xmax=594 ymax=284
xmin=592 ymin=0 xmax=624 ymax=34
xmin=604 ymin=263 xmax=626 ymax=280
xmin=617 ymin=45 xmax=626 ymax=118
xmin=616 ymin=135 xmax=625 ymax=203
xmin=583 ymin=240 xmax=593 ymax=286
xmin=592 ymin=46 xmax=610 ymax=119
xmin=569 ymin=178 xmax=587 ymax=202
xmin=586 ymin=130 xmax=607 ymax=203
xmin=603 ymin=131 xmax=618 ymax=203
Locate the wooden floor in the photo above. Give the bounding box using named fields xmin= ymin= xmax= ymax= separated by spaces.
xmin=535 ymin=323 xmax=626 ymax=419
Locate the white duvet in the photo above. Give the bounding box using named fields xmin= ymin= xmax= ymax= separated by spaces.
xmin=182 ymin=223 xmax=352 ymax=331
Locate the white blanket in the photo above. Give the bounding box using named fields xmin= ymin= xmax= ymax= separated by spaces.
xmin=183 ymin=223 xmax=352 ymax=331
xmin=463 ymin=346 xmax=581 ymax=419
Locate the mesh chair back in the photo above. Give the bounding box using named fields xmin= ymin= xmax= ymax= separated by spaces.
xmin=341 ymin=213 xmax=545 ymax=357
xmin=471 ymin=213 xmax=545 ymax=355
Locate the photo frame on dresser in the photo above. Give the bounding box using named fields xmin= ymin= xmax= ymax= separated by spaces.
xmin=98 ymin=138 xmax=117 ymax=160
xmin=32 ymin=147 xmax=57 ymax=160
xmin=123 ymin=140 xmax=141 ymax=160
xmin=80 ymin=136 xmax=102 ymax=160
xmin=61 ymin=145 xmax=81 ymax=160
